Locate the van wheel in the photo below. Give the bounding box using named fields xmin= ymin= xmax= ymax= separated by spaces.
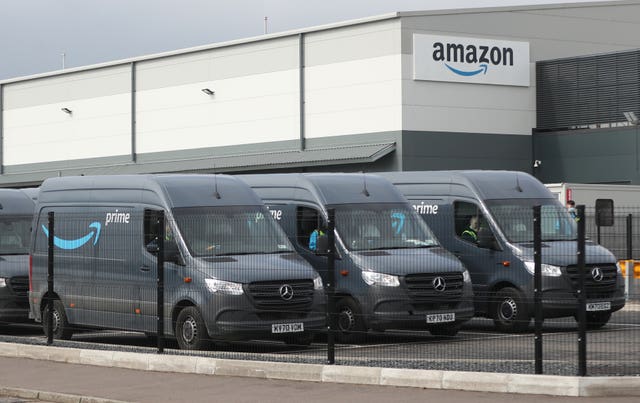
xmin=492 ymin=287 xmax=530 ymax=333
xmin=429 ymin=324 xmax=461 ymax=337
xmin=575 ymin=311 xmax=611 ymax=330
xmin=335 ymin=297 xmax=365 ymax=343
xmin=176 ymin=307 xmax=210 ymax=350
xmin=42 ymin=300 xmax=73 ymax=340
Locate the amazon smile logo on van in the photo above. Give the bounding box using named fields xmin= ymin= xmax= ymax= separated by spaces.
xmin=41 ymin=222 xmax=102 ymax=250
xmin=413 ymin=34 xmax=530 ymax=87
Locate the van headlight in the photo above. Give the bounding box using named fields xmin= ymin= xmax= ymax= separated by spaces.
xmin=0 ymin=278 xmax=6 ymax=288
xmin=616 ymin=261 xmax=623 ymax=275
xmin=523 ymin=261 xmax=562 ymax=277
xmin=462 ymin=270 xmax=471 ymax=283
xmin=361 ymin=271 xmax=400 ymax=287
xmin=313 ymin=275 xmax=323 ymax=290
xmin=205 ymin=278 xmax=244 ymax=295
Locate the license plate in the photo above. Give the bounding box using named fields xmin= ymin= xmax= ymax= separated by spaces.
xmin=586 ymin=302 xmax=611 ymax=312
xmin=271 ymin=323 xmax=304 ymax=334
xmin=426 ymin=313 xmax=456 ymax=324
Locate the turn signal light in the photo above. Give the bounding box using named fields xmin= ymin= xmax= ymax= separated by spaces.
xmin=69 ymin=303 xmax=75 ymax=308
xmin=502 ymin=261 xmax=511 ymax=267
xmin=340 ymin=270 xmax=349 ymax=276
xmin=135 ymin=308 xmax=141 ymax=314
xmin=184 ymin=277 xmax=192 ymax=283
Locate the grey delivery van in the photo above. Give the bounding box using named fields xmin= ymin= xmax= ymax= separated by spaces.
xmin=239 ymin=173 xmax=474 ymax=338
xmin=381 ymin=170 xmax=625 ymax=332
xmin=29 ymin=175 xmax=325 ymax=349
xmin=0 ymin=189 xmax=36 ymax=322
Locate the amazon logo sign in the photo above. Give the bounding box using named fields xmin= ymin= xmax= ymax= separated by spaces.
xmin=413 ymin=34 xmax=530 ymax=87
xmin=42 ymin=209 xmax=131 ymax=250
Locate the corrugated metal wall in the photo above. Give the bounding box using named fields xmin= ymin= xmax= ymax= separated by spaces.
xmin=537 ymin=49 xmax=640 ymax=131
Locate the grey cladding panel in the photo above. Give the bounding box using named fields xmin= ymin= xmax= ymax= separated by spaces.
xmin=401 ymin=8 xmax=640 ymax=59
xmin=305 ymin=19 xmax=400 ymax=66
xmin=401 ymin=131 xmax=532 ymax=173
xmin=136 ymin=37 xmax=299 ymax=91
xmin=533 ymin=128 xmax=640 ymax=184
xmin=4 ymin=65 xmax=131 ymax=109
xmin=537 ymin=50 xmax=640 ymax=130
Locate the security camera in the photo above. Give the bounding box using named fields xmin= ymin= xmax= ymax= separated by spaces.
xmin=533 ymin=160 xmax=542 ymax=168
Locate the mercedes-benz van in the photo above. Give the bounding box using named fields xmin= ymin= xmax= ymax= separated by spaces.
xmin=0 ymin=189 xmax=36 ymax=323
xmin=239 ymin=173 xmax=474 ymax=338
xmin=380 ymin=170 xmax=625 ymax=332
xmin=29 ymin=175 xmax=324 ymax=349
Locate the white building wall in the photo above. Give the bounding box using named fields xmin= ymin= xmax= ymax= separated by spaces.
xmin=135 ymin=37 xmax=301 ymax=154
xmin=305 ymin=19 xmax=403 ymax=138
xmin=3 ymin=66 xmax=131 ymax=165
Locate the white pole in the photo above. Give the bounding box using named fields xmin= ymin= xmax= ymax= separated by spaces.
xmin=61 ymin=53 xmax=66 ymax=69
xmin=264 ymin=16 xmax=268 ymax=34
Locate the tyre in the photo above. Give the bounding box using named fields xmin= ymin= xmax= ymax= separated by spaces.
xmin=492 ymin=287 xmax=530 ymax=333
xmin=429 ymin=324 xmax=461 ymax=337
xmin=175 ymin=306 xmax=210 ymax=350
xmin=576 ymin=311 xmax=611 ymax=330
xmin=335 ymin=297 xmax=366 ymax=343
xmin=42 ymin=299 xmax=73 ymax=340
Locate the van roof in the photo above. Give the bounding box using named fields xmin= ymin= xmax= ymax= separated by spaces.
xmin=38 ymin=174 xmax=264 ymax=208
xmin=238 ymin=173 xmax=407 ymax=205
xmin=379 ymin=170 xmax=553 ymax=200
xmin=0 ymin=189 xmax=36 ymax=215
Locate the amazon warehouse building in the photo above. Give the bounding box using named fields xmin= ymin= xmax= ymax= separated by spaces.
xmin=1 ymin=1 xmax=640 ymax=187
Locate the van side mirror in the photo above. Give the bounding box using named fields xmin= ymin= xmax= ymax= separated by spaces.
xmin=315 ymin=234 xmax=329 ymax=255
xmin=477 ymin=227 xmax=499 ymax=250
xmin=163 ymin=241 xmax=182 ymax=264
xmin=146 ymin=239 xmax=184 ymax=265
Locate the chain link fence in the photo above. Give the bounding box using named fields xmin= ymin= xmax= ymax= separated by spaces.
xmin=2 ymin=205 xmax=640 ymax=377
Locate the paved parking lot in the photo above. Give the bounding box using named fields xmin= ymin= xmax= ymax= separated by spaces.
xmin=2 ymin=309 xmax=639 ymax=377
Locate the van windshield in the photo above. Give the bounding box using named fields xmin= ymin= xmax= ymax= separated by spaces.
xmin=485 ymin=198 xmax=577 ymax=243
xmin=335 ymin=203 xmax=439 ymax=251
xmin=0 ymin=216 xmax=31 ymax=255
xmin=173 ymin=206 xmax=294 ymax=256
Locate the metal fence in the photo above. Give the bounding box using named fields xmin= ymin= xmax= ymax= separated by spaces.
xmin=2 ymin=205 xmax=640 ymax=377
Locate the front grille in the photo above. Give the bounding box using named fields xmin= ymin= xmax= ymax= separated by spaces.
xmin=565 ymin=264 xmax=618 ymax=298
xmin=247 ymin=279 xmax=314 ymax=311
xmin=404 ymin=272 xmax=464 ymax=303
xmin=8 ymin=276 xmax=29 ymax=297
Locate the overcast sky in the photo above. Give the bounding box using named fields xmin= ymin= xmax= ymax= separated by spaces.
xmin=0 ymin=0 xmax=608 ymax=81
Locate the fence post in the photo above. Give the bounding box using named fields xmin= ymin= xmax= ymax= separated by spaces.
xmin=627 ymin=214 xmax=633 ymax=260
xmin=46 ymin=211 xmax=54 ymax=345
xmin=577 ymin=205 xmax=587 ymax=376
xmin=326 ymin=208 xmax=336 ymax=365
xmin=157 ymin=211 xmax=165 ymax=354
xmin=533 ymin=205 xmax=543 ymax=374
xmin=626 ymin=214 xmax=633 ymax=298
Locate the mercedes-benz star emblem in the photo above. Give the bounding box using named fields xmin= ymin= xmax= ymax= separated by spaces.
xmin=432 ymin=277 xmax=446 ymax=292
xmin=279 ymin=284 xmax=294 ymax=301
xmin=591 ymin=267 xmax=604 ymax=282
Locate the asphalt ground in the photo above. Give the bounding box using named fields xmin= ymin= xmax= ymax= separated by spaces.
xmin=2 ymin=309 xmax=640 ymax=377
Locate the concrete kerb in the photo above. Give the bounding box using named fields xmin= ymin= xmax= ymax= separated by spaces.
xmin=0 ymin=341 xmax=639 ymax=397
xmin=0 ymin=386 xmax=130 ymax=403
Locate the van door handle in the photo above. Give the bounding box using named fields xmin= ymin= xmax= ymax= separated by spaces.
xmin=140 ymin=265 xmax=151 ymax=272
